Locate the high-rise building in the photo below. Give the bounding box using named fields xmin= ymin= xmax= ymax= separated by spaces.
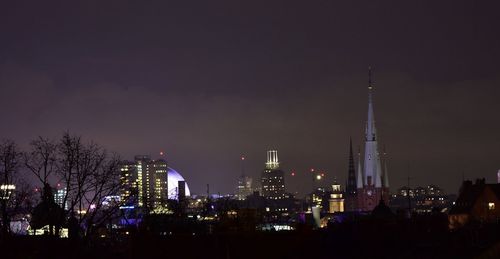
xmin=236 ymin=175 xmax=253 ymax=200
xmin=120 ymin=161 xmax=138 ymax=206
xmin=236 ymin=155 xmax=253 ymax=200
xmin=261 ymin=150 xmax=286 ymax=200
xmin=356 ymin=68 xmax=390 ymax=211
xmin=120 ymin=155 xmax=168 ymax=210
xmin=54 ymin=186 xmax=68 ymax=210
xmin=120 ymin=155 xmax=191 ymax=211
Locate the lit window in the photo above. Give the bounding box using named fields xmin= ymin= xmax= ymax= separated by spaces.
xmin=488 ymin=202 xmax=495 ymax=210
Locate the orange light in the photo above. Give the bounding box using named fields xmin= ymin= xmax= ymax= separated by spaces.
xmin=321 ymin=173 xmax=325 ymax=177
xmin=291 ymin=172 xmax=295 ymax=176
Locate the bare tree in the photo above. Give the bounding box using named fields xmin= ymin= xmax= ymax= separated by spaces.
xmin=80 ymin=153 xmax=122 ymax=237
xmin=24 ymin=137 xmax=57 ymax=186
xmin=55 ymin=132 xmax=123 ymax=238
xmin=0 ymin=139 xmax=21 ymax=236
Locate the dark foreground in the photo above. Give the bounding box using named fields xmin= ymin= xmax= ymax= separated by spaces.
xmin=2 ymin=222 xmax=500 ymax=259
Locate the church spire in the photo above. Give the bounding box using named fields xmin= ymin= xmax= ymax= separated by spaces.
xmin=363 ymin=66 xmax=382 ymax=187
xmin=366 ymin=66 xmax=377 ymax=142
xmin=356 ymin=146 xmax=363 ymax=188
xmin=346 ymin=137 xmax=357 ymax=195
xmin=383 ymin=146 xmax=390 ymax=188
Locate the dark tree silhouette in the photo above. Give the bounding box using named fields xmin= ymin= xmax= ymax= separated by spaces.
xmin=31 ymin=183 xmax=64 ymax=235
xmin=54 ymin=132 xmax=122 ymax=238
xmin=0 ymin=139 xmax=21 ymax=237
xmin=24 ymin=136 xmax=57 ymax=186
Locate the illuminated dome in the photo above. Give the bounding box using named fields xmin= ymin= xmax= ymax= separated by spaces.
xmin=167 ymin=167 xmax=191 ymax=199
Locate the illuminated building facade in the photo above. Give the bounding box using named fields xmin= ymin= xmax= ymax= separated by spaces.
xmin=0 ymin=184 xmax=15 ymax=200
xmin=329 ymin=182 xmax=345 ymax=213
xmin=391 ymin=184 xmax=452 ymax=213
xmin=356 ymin=69 xmax=390 ymax=212
xmin=261 ymin=150 xmax=286 ymax=200
xmin=236 ymin=175 xmax=253 ymax=200
xmin=120 ymin=161 xmax=137 ymax=206
xmin=120 ymin=155 xmax=191 ymax=211
xmin=120 ymin=155 xmax=168 ymax=210
xmin=54 ymin=187 xmax=68 ymax=210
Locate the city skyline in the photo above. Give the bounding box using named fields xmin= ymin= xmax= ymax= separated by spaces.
xmin=1 ymin=1 xmax=500 ymax=196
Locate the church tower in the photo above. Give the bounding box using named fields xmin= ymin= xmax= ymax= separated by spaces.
xmin=357 ymin=68 xmax=390 ymax=211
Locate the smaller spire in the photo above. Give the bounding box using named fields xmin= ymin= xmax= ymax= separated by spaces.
xmin=368 ymin=66 xmax=373 ymax=90
xmin=356 ymin=146 xmax=364 ymax=188
xmin=347 ymin=137 xmax=357 ymax=195
xmin=382 ymin=145 xmax=390 ymax=188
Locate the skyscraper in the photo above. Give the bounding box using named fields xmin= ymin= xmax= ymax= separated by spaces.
xmin=120 ymin=155 xmax=169 ymax=211
xmin=236 ymin=155 xmax=253 ymax=200
xmin=54 ymin=186 xmax=68 ymax=210
xmin=236 ymin=175 xmax=253 ymax=200
xmin=356 ymin=68 xmax=390 ymax=211
xmin=261 ymin=150 xmax=286 ymax=200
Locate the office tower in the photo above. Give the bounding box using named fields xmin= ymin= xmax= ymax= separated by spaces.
xmin=261 ymin=150 xmax=286 ymax=200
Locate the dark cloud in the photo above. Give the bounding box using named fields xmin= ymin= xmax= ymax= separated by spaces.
xmin=1 ymin=0 xmax=499 ymax=195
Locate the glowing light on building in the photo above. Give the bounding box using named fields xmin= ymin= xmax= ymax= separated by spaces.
xmin=0 ymin=184 xmax=15 ymax=200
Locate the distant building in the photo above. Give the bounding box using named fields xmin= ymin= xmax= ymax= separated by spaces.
xmin=329 ymin=182 xmax=345 ymax=213
xmin=449 ymin=179 xmax=500 ymax=229
xmin=356 ymin=69 xmax=390 ymax=211
xmin=236 ymin=175 xmax=253 ymax=200
xmin=309 ymin=187 xmax=326 ymax=210
xmin=391 ymin=184 xmax=451 ymax=214
xmin=0 ymin=184 xmax=15 ymax=200
xmin=178 ymin=181 xmax=186 ymax=201
xmin=119 ymin=155 xmax=191 ymax=211
xmin=120 ymin=161 xmax=138 ymax=206
xmin=261 ymin=150 xmax=286 ymax=200
xmin=54 ymin=186 xmax=68 ymax=210
xmin=102 ymin=195 xmax=120 ymax=208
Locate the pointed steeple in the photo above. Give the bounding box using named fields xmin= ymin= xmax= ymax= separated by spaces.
xmin=356 ymin=146 xmax=363 ymax=188
xmin=346 ymin=138 xmax=357 ymax=195
xmin=363 ymin=66 xmax=382 ymax=188
xmin=366 ymin=66 xmax=377 ymax=142
xmin=383 ymin=146 xmax=390 ymax=188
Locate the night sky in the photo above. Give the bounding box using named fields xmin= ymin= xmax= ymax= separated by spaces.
xmin=1 ymin=1 xmax=499 ymax=196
